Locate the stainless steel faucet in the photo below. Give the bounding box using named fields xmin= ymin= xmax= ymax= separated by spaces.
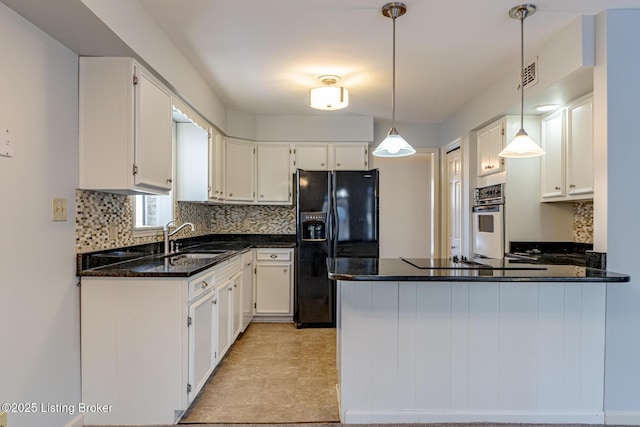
xmin=163 ymin=220 xmax=195 ymax=255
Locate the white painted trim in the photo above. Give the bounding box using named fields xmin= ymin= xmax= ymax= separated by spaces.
xmin=343 ymin=410 xmax=605 ymax=424
xmin=63 ymin=414 xmax=84 ymax=427
xmin=605 ymin=410 xmax=640 ymax=425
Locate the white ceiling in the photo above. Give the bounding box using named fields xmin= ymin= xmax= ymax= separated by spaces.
xmin=5 ymin=0 xmax=640 ymax=124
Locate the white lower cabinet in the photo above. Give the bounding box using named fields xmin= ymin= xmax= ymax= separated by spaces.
xmin=188 ymin=278 xmax=216 ymax=403
xmin=241 ymin=250 xmax=255 ymax=331
xmin=80 ymin=253 xmax=243 ymax=425
xmin=253 ymin=248 xmax=294 ymax=320
xmin=216 ymin=279 xmax=233 ymax=362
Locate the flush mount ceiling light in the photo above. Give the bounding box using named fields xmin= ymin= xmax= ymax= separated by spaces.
xmin=309 ymin=75 xmax=349 ymax=110
xmin=373 ymin=2 xmax=416 ymax=158
xmin=534 ymin=104 xmax=560 ymax=112
xmin=498 ymin=4 xmax=545 ymax=158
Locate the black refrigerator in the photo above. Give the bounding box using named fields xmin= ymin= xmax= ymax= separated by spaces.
xmin=295 ymin=169 xmax=379 ymax=328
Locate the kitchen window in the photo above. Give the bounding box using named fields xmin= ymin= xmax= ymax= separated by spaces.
xmin=133 ymin=194 xmax=174 ymax=236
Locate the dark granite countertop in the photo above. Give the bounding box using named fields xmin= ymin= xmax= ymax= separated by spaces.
xmin=327 ymin=257 xmax=630 ymax=283
xmin=77 ymin=234 xmax=295 ymax=278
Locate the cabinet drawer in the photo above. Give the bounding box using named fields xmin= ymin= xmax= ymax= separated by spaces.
xmin=188 ymin=272 xmax=215 ymax=301
xmin=256 ymin=249 xmax=292 ymax=262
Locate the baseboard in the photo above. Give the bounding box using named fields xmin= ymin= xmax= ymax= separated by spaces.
xmin=342 ymin=409 xmax=605 ymax=424
xmin=63 ymin=414 xmax=84 ymax=427
xmin=250 ymin=316 xmax=293 ymax=323
xmin=605 ymin=410 xmax=640 ymax=425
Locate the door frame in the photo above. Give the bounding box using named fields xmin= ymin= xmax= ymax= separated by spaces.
xmin=440 ymin=137 xmax=463 ymax=259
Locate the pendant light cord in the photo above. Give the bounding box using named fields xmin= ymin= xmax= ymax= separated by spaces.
xmin=519 ymin=12 xmax=525 ymax=131
xmin=391 ymin=11 xmax=397 ymax=127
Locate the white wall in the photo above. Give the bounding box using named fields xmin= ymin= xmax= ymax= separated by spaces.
xmin=374 ymin=119 xmax=440 ymax=149
xmin=0 ymin=4 xmax=81 ymax=427
xmin=256 ymin=115 xmax=374 ymax=142
xmin=594 ymin=10 xmax=640 ymax=423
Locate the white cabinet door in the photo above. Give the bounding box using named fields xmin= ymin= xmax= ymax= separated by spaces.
xmin=295 ymin=144 xmax=329 ymax=170
xmin=540 ymin=109 xmax=566 ymax=199
xmin=241 ymin=252 xmax=254 ymax=331
xmin=232 ymin=272 xmax=243 ymax=340
xmin=79 ymin=57 xmax=173 ymax=195
xmin=134 ymin=66 xmax=173 ymax=192
xmin=333 ymin=144 xmax=369 ymax=170
xmin=187 ymin=291 xmax=215 ymax=403
xmin=225 ymin=139 xmax=255 ymax=202
xmin=216 ymin=281 xmax=233 ymax=362
xmin=254 ymin=249 xmax=294 ymax=316
xmin=540 ymin=95 xmax=593 ymax=202
xmin=176 ymin=121 xmax=209 ymax=202
xmin=255 ymin=264 xmax=292 ymax=315
xmin=477 ymin=119 xmax=504 ymax=177
xmin=257 ymin=144 xmax=292 ymax=203
xmin=567 ymin=96 xmax=594 ymax=197
xmin=209 ymin=131 xmax=225 ymax=201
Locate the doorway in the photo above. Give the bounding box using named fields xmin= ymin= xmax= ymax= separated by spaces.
xmin=374 ymin=149 xmax=438 ymax=258
xmin=443 ymin=139 xmax=463 ymax=259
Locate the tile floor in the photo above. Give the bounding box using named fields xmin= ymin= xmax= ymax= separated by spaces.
xmin=179 ymin=322 xmax=340 ymax=424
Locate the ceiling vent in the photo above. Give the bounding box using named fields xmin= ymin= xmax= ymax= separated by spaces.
xmin=517 ymin=57 xmax=538 ymax=91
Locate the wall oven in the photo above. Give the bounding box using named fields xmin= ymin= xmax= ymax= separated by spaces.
xmin=472 ymin=183 xmax=505 ymax=259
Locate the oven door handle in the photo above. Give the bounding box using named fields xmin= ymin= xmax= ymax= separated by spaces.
xmin=472 ymin=204 xmax=501 ymax=213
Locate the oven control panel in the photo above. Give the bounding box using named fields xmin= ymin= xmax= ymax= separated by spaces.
xmin=474 ymin=183 xmax=504 ymax=205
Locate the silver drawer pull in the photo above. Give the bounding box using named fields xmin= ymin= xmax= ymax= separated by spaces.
xmin=201 ymin=281 xmax=208 ymax=289
xmin=270 ymin=254 xmax=278 ymax=258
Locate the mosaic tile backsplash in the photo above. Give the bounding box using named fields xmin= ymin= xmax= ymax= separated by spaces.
xmin=76 ymin=190 xmax=592 ymax=252
xmin=76 ymin=190 xmax=296 ymax=253
xmin=573 ymin=201 xmax=594 ymax=244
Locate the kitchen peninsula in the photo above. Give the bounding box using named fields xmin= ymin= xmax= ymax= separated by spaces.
xmin=328 ymin=258 xmax=629 ymax=425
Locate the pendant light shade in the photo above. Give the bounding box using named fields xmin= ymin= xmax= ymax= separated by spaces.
xmin=374 ymin=127 xmax=415 ymax=157
xmin=498 ymin=4 xmax=545 ymax=159
xmin=373 ymin=2 xmax=416 ymax=158
xmin=309 ymin=75 xmax=349 ymax=110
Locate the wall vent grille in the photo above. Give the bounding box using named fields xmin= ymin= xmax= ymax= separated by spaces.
xmin=517 ymin=57 xmax=538 ymax=91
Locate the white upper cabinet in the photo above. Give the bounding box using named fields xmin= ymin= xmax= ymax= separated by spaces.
xmin=333 ymin=144 xmax=369 ymax=170
xmin=541 ymin=94 xmax=593 ymax=201
xmin=566 ymin=96 xmax=594 ymax=197
xmin=79 ymin=57 xmax=173 ymax=195
xmin=176 ymin=121 xmax=209 ymax=202
xmin=294 ymin=143 xmax=369 ymax=171
xmin=257 ymin=144 xmax=292 ymax=204
xmin=225 ymin=138 xmax=255 ymax=202
xmin=477 ymin=118 xmax=505 ymax=177
xmin=540 ymin=109 xmax=566 ymax=199
xmin=295 ymin=144 xmax=329 ymax=170
xmin=209 ymin=130 xmax=225 ymax=201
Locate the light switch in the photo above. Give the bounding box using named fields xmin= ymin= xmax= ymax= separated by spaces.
xmin=52 ymin=198 xmax=67 ymax=221
xmin=0 ymin=127 xmax=13 ymax=158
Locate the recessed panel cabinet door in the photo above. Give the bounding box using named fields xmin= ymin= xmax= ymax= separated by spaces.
xmin=225 ymin=139 xmax=255 ymax=202
xmin=255 ymin=264 xmax=292 ymax=315
xmin=567 ymin=97 xmax=594 ymax=197
xmin=540 ymin=109 xmax=566 ymax=199
xmin=188 ymin=292 xmax=215 ymax=403
xmin=134 ymin=67 xmax=173 ymax=191
xmin=334 ymin=144 xmax=368 ymax=170
xmin=257 ymin=144 xmax=292 ymax=203
xmin=296 ymin=144 xmax=329 ymax=170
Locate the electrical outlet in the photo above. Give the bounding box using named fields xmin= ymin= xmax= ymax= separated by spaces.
xmin=52 ymin=197 xmax=67 ymax=221
xmin=0 ymin=410 xmax=7 ymax=427
xmin=243 ymin=219 xmax=251 ymax=229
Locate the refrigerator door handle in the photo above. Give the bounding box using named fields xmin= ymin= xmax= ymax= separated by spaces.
xmin=331 ymin=173 xmax=340 ymax=258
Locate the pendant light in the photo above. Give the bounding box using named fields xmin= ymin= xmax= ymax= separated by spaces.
xmin=309 ymin=75 xmax=349 ymax=110
xmin=498 ymin=4 xmax=545 ymax=158
xmin=373 ymin=2 xmax=416 ymax=158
